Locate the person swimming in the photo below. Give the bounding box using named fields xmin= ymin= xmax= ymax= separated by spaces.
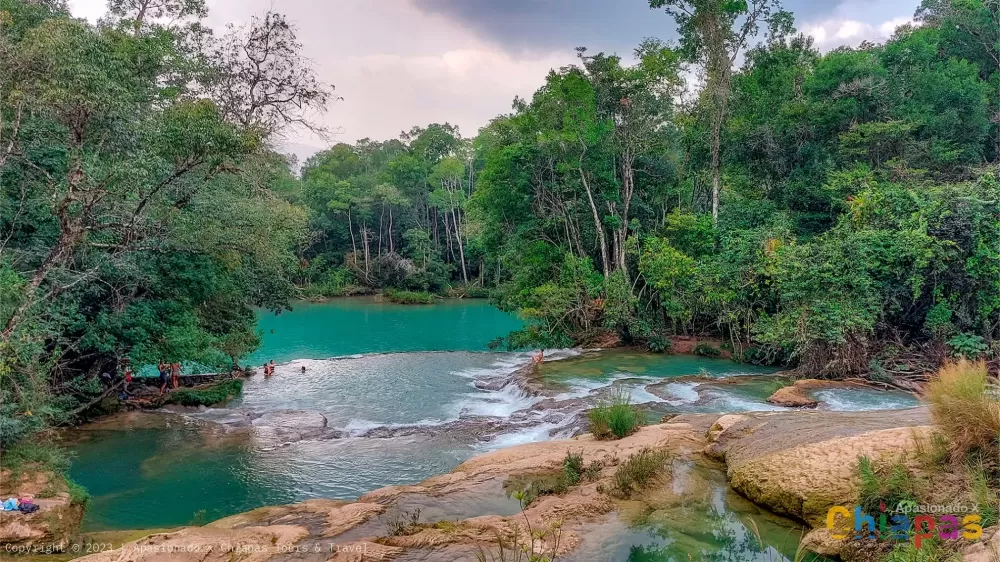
xmin=533 ymin=349 xmax=545 ymax=364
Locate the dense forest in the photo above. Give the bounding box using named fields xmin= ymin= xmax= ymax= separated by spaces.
xmin=295 ymin=1 xmax=1000 ymax=374
xmin=2 ymin=0 xmax=1000 ymax=446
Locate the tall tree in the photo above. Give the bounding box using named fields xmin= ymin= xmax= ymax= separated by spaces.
xmin=649 ymin=0 xmax=792 ymax=222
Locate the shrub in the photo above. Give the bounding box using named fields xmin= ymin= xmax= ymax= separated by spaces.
xmin=647 ymin=335 xmax=671 ymax=354
xmin=68 ymin=481 xmax=91 ymax=506
xmin=165 ymin=379 xmax=243 ymax=407
xmin=693 ymin=342 xmax=721 ymax=357
xmin=925 ymin=359 xmax=1000 ymax=461
xmin=383 ymin=289 xmax=436 ymax=305
xmin=610 ymin=448 xmax=670 ymax=498
xmin=947 ymin=333 xmax=988 ymax=359
xmin=562 ymin=451 xmax=583 ymax=486
xmin=582 ymin=460 xmax=603 ymax=482
xmin=857 ymin=456 xmax=916 ymax=514
xmin=587 ymin=387 xmax=643 ymax=440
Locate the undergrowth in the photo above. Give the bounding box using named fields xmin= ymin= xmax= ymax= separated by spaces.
xmin=0 ymin=441 xmax=89 ymax=506
xmin=383 ymin=289 xmax=436 ymax=304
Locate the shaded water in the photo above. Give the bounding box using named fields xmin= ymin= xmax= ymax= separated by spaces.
xmin=66 ymin=299 xmax=919 ymax=547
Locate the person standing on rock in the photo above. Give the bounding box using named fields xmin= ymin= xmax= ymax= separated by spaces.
xmin=158 ymin=360 xmax=169 ymax=395
xmin=170 ymin=361 xmax=181 ymax=389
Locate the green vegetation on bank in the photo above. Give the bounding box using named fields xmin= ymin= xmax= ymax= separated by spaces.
xmin=0 ymin=442 xmax=89 ymax=506
xmin=382 ymin=289 xmax=436 ymax=305
xmin=163 ymin=379 xmax=244 ymax=407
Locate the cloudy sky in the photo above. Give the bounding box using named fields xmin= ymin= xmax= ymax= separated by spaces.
xmin=68 ymin=0 xmax=920 ymax=159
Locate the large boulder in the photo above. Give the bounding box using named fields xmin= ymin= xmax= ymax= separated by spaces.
xmin=705 ymin=408 xmax=932 ymax=527
xmin=766 ymin=379 xmax=874 ymax=408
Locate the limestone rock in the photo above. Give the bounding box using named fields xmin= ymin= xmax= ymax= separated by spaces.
xmin=0 ymin=492 xmax=84 ymax=552
xmin=706 ymin=408 xmax=932 ymax=527
xmin=801 ymin=527 xmax=845 ymax=557
xmin=962 ymin=526 xmax=1000 ymax=562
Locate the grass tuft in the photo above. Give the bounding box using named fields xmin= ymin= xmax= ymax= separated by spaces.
xmin=609 ymin=448 xmax=671 ymax=498
xmin=588 ymin=387 xmax=643 ymax=440
xmin=857 ymin=455 xmax=916 ymax=514
xmin=562 ymin=451 xmax=583 ymax=486
xmin=925 ymin=359 xmax=1000 ymax=462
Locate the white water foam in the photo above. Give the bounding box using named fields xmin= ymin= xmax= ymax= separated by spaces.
xmin=479 ymin=420 xmax=572 ymax=451
xmin=813 ymin=389 xmax=919 ymax=412
xmin=700 ymin=389 xmax=787 ymax=412
xmin=448 ymin=385 xmax=543 ymax=418
xmin=658 ymin=382 xmax=702 ymax=405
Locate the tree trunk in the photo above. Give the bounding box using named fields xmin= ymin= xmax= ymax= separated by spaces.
xmin=348 ymin=207 xmax=358 ymax=255
xmin=579 ymin=165 xmax=610 ymax=280
xmin=433 ymin=209 xmax=439 ymax=248
xmin=711 ymin=116 xmax=722 ymax=224
xmin=451 ymin=205 xmax=468 ymax=284
xmin=618 ymin=156 xmax=635 ymax=276
xmin=361 ymin=225 xmax=370 ymax=279
xmin=378 ymin=203 xmax=385 ymax=257
xmin=444 ymin=211 xmax=455 ymax=263
xmin=388 ymin=206 xmax=394 ymax=253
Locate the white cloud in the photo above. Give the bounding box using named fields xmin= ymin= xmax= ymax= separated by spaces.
xmin=802 ymin=16 xmax=915 ymax=50
xmin=68 ymin=0 xmax=105 ymax=22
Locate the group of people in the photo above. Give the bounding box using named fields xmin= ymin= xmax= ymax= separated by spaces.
xmin=262 ymin=361 xmax=307 ymax=377
xmin=157 ymin=361 xmax=182 ymax=395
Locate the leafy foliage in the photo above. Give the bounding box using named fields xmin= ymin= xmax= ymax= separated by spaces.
xmin=0 ymin=0 xmax=321 ymax=447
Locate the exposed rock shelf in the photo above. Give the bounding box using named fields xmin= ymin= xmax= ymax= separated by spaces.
xmin=72 ymin=406 xmax=946 ymax=561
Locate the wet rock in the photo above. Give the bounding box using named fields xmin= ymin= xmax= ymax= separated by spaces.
xmin=767 ymin=383 xmax=819 ymax=408
xmin=251 ymin=410 xmax=331 ymax=443
xmin=704 ymin=413 xmax=748 ymax=458
xmin=474 ymin=378 xmax=511 ymax=391
xmin=359 ymin=417 xmax=510 ymax=441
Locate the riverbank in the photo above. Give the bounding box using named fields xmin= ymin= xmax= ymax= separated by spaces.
xmin=56 ymin=348 xmax=921 ymax=534
xmin=56 ymin=405 xmax=955 ymax=562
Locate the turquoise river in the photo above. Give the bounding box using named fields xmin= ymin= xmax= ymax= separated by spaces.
xmin=63 ymin=297 xmax=920 ymax=561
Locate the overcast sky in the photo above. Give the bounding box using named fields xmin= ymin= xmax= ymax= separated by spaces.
xmin=69 ymin=0 xmax=921 ymax=161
